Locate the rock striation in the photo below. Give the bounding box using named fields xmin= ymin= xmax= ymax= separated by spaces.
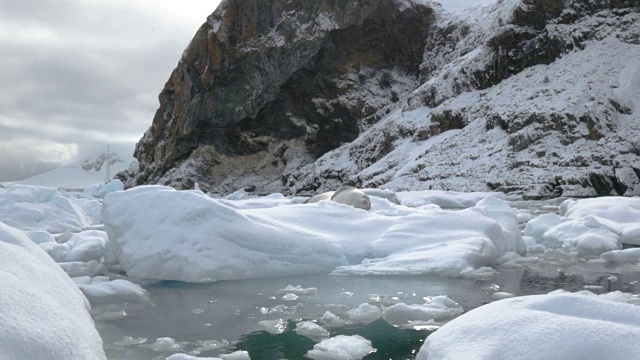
xmin=121 ymin=0 xmax=435 ymax=193
xmin=121 ymin=0 xmax=640 ymax=198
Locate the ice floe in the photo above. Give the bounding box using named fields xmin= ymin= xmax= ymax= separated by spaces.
xmin=306 ymin=335 xmax=375 ymax=360
xmin=103 ymin=186 xmax=524 ymax=282
xmin=0 ymin=221 xmax=106 ymax=359
xmin=416 ymin=291 xmax=640 ymax=360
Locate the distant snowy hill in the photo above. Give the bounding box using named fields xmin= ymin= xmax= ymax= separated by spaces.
xmin=4 ymin=145 xmax=136 ymax=190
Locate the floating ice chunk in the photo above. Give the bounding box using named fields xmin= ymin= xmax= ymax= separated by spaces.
xmin=460 ymin=266 xmax=497 ymax=279
xmin=77 ymin=278 xmax=150 ymax=305
xmin=602 ymin=248 xmax=640 ymax=263
xmin=103 ymin=186 xmax=347 ymax=282
xmin=152 ymin=337 xmax=181 ymax=352
xmin=542 ymin=217 xmax=620 ymax=257
xmin=306 ymin=335 xmax=375 ymax=360
xmin=320 ymin=311 xmax=348 ymax=327
xmin=114 ymin=336 xmax=147 ymax=347
xmin=59 ymin=260 xmax=104 ymax=277
xmin=167 ymin=354 xmax=222 ymax=360
xmin=524 ymin=213 xmax=566 ymax=243
xmin=258 ymin=319 xmax=288 ymax=334
xmin=226 ymin=188 xmax=251 ymax=200
xmin=383 ymin=296 xmax=463 ymax=325
xmin=295 ymin=321 xmax=330 ymax=340
xmin=491 ymin=292 xmax=516 ymax=300
xmin=220 ymin=351 xmax=251 ymax=360
xmin=0 ymin=221 xmax=106 ymax=359
xmin=398 ymin=191 xmax=505 ymax=209
xmin=75 ymin=197 xmax=103 ymax=223
xmin=82 ymin=179 xmax=124 ymax=199
xmin=277 ymin=285 xmax=318 ymax=295
xmin=282 ymin=293 xmax=299 ymax=301
xmin=416 ymin=292 xmax=640 ymax=360
xmin=64 ymin=230 xmax=109 ymax=262
xmin=346 ymin=303 xmax=382 ymax=323
xmin=0 ymin=184 xmax=93 ymax=232
xmin=25 ymin=229 xmax=55 ymax=244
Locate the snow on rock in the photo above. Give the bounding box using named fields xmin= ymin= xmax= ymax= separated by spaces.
xmin=0 ymin=184 xmax=93 ymax=232
xmin=306 ymin=335 xmax=375 ymax=360
xmin=346 ymin=303 xmax=382 ymax=323
xmin=0 ymin=222 xmax=106 ymax=359
xmin=103 ymin=186 xmax=524 ymax=282
xmin=76 ymin=278 xmax=150 ymax=305
xmin=416 ymin=291 xmax=640 ymax=360
xmin=295 ymin=321 xmax=330 ymax=340
xmin=382 ymin=296 xmax=463 ymax=325
xmin=82 ymin=179 xmax=124 ymax=199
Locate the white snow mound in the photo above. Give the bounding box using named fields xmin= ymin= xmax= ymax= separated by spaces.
xmin=103 ymin=186 xmax=524 ymax=282
xmin=0 ymin=222 xmax=106 ymax=359
xmin=0 ymin=184 xmax=93 ymax=232
xmin=416 ymin=291 xmax=640 ymax=360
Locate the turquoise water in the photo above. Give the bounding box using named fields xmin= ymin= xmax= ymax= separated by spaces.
xmin=97 ymin=262 xmax=640 ymax=360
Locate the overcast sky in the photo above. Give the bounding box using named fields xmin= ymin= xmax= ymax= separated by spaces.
xmin=0 ymin=0 xmax=221 ymax=181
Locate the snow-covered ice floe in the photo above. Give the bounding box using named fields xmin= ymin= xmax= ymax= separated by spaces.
xmin=306 ymin=335 xmax=375 ymax=360
xmin=524 ymin=197 xmax=640 ymax=257
xmin=416 ymin=290 xmax=640 ymax=360
xmin=0 ymin=184 xmax=93 ymax=232
xmin=0 ymin=221 xmax=106 ymax=359
xmin=102 ymin=186 xmax=524 ymax=282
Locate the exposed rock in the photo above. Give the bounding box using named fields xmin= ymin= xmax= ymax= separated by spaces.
xmin=124 ymin=0 xmax=640 ymax=199
xmin=122 ymin=0 xmax=434 ymax=194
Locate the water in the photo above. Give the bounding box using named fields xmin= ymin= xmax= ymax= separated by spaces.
xmin=95 ymin=257 xmax=640 ymax=360
xmin=94 ymin=198 xmax=640 ymax=359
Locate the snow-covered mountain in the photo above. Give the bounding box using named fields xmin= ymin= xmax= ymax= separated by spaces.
xmin=6 ymin=145 xmax=136 ymax=190
xmin=120 ymin=0 xmax=640 ymax=198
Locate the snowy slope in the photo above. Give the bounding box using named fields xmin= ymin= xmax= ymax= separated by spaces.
xmin=6 ymin=145 xmax=136 ymax=190
xmin=287 ymin=1 xmax=640 ymax=199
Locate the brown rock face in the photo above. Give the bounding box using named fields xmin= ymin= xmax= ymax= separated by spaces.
xmin=122 ymin=0 xmax=435 ymax=193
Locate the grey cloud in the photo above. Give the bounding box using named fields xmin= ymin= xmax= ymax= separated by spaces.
xmin=0 ymin=0 xmax=220 ymax=180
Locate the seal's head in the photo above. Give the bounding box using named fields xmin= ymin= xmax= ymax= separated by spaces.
xmin=331 ymin=186 xmax=372 ymax=210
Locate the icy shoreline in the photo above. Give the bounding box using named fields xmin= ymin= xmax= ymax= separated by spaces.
xmin=1 ymin=182 xmax=639 ymax=359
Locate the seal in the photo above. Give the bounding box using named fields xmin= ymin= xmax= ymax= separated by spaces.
xmin=330 ymin=186 xmax=371 ymax=210
xmin=304 ymin=191 xmax=335 ymax=204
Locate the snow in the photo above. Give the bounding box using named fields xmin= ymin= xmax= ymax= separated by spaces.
xmin=382 ymin=296 xmax=463 ymax=325
xmin=602 ymin=248 xmax=640 ymax=263
xmin=76 ymin=278 xmax=150 ymax=305
xmin=0 ymin=184 xmax=93 ymax=232
xmin=295 ymin=321 xmax=330 ymax=340
xmin=0 ymin=221 xmax=105 ymax=359
xmin=523 ymin=197 xmax=640 ymax=257
xmin=103 ymin=185 xmax=524 ymax=282
xmin=8 ymin=145 xmax=135 ymax=190
xmin=276 ymin=285 xmax=318 ymax=295
xmin=416 ymin=291 xmax=640 ymax=360
xmin=306 ymin=335 xmax=375 ymax=360
xmin=346 ymin=303 xmax=382 ymax=323
xmin=81 ymin=179 xmax=124 ymax=199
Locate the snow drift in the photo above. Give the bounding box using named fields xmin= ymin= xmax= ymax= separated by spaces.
xmin=102 ymin=186 xmax=524 ymax=282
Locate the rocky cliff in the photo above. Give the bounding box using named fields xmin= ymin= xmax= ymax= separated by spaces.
xmin=121 ymin=0 xmax=640 ymax=198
